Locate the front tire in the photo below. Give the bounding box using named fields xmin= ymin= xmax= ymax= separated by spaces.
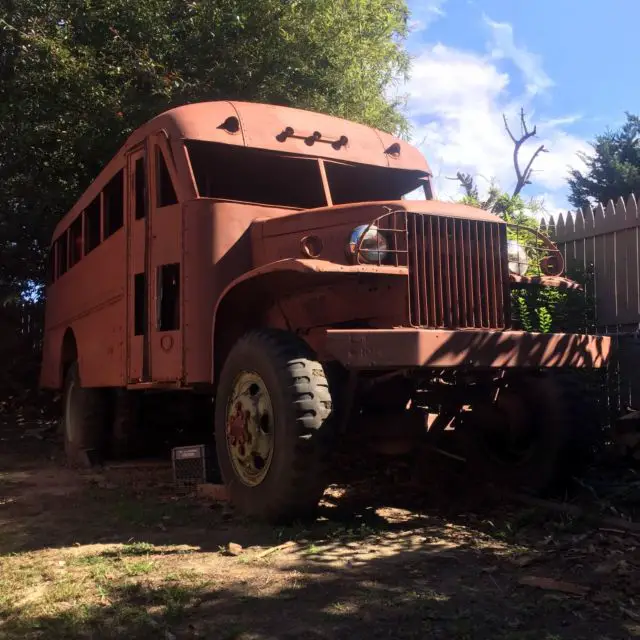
xmin=62 ymin=362 xmax=108 ymax=467
xmin=458 ymin=371 xmax=600 ymax=494
xmin=214 ymin=329 xmax=334 ymax=522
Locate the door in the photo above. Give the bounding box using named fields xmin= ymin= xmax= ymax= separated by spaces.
xmin=147 ymin=133 xmax=183 ymax=382
xmin=126 ymin=145 xmax=148 ymax=383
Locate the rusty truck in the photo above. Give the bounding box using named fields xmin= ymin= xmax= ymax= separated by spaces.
xmin=40 ymin=101 xmax=611 ymax=521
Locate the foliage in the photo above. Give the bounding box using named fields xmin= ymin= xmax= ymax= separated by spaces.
xmin=568 ymin=113 xmax=640 ymax=209
xmin=0 ymin=0 xmax=411 ymax=298
xmin=511 ymin=264 xmax=597 ymax=334
xmin=455 ymin=175 xmax=596 ymax=336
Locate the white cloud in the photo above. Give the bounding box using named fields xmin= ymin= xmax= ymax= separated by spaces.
xmin=483 ymin=15 xmax=553 ymax=97
xmin=399 ymin=21 xmax=589 ymax=210
xmin=408 ymin=0 xmax=448 ymax=33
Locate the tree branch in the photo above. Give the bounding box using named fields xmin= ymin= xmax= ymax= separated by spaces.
xmin=503 ymin=113 xmax=517 ymax=143
xmin=504 ymin=108 xmax=548 ymax=197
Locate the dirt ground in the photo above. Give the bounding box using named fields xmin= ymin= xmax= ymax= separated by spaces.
xmin=1 ymin=418 xmax=640 ymax=640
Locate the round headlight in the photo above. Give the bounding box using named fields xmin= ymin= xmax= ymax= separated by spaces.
xmin=348 ymin=224 xmax=390 ymax=264
xmin=507 ymin=239 xmax=529 ymax=276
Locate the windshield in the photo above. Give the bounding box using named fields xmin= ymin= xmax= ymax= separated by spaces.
xmin=185 ymin=140 xmax=432 ymax=209
xmin=185 ymin=141 xmax=327 ymax=209
xmin=324 ymin=160 xmax=431 ymax=205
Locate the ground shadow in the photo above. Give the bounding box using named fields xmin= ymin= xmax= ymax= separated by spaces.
xmin=1 ymin=424 xmax=639 ymax=639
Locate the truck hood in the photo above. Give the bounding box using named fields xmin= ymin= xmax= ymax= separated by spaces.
xmin=253 ymin=199 xmax=504 ymax=239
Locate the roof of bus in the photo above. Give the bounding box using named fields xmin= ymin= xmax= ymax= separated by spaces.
xmin=52 ymin=101 xmax=431 ymax=241
xmin=123 ymin=100 xmax=431 ymax=173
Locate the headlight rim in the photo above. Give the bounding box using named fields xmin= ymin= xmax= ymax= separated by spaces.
xmin=507 ymin=238 xmax=530 ymax=276
xmin=347 ymin=223 xmax=391 ymax=265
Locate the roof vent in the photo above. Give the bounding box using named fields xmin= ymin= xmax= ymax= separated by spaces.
xmin=218 ymin=116 xmax=240 ymax=134
xmin=384 ymin=142 xmax=401 ymax=157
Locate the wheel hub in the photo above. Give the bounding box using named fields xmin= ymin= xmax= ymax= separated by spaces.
xmin=225 ymin=371 xmax=274 ymax=486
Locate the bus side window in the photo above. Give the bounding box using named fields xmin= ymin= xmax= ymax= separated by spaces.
xmin=69 ymin=216 xmax=83 ymax=267
xmin=103 ymin=169 xmax=124 ymax=239
xmin=47 ymin=246 xmax=56 ymax=284
xmin=56 ymin=232 xmax=69 ymax=277
xmin=156 ymin=148 xmax=177 ymax=207
xmin=134 ymin=157 xmax=146 ymax=219
xmin=84 ymin=195 xmax=101 ymax=253
xmin=158 ymin=263 xmax=180 ymax=331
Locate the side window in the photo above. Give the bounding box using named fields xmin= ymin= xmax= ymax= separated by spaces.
xmin=69 ymin=216 xmax=83 ymax=267
xmin=103 ymin=169 xmax=124 ymax=239
xmin=157 ymin=263 xmax=180 ymax=331
xmin=134 ymin=157 xmax=146 ymax=219
xmin=56 ymin=232 xmax=69 ymax=277
xmin=134 ymin=273 xmax=146 ymax=336
xmin=47 ymin=246 xmax=56 ymax=284
xmin=84 ymin=195 xmax=101 ymax=253
xmin=156 ymin=148 xmax=178 ymax=207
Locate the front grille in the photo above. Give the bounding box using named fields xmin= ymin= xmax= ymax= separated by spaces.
xmin=406 ymin=213 xmax=508 ymax=329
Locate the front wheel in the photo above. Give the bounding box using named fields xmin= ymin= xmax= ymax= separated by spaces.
xmin=457 ymin=372 xmax=600 ymax=494
xmin=214 ymin=329 xmax=334 ymax=522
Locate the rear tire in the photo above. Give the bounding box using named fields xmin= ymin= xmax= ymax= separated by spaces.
xmin=110 ymin=389 xmax=141 ymax=459
xmin=214 ymin=329 xmax=334 ymax=523
xmin=62 ymin=362 xmax=108 ymax=467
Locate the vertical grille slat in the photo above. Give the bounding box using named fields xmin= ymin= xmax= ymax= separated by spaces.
xmin=409 ymin=214 xmax=422 ymax=324
xmin=464 ymin=219 xmax=475 ymax=327
xmin=407 ymin=213 xmax=506 ymax=330
xmin=450 ymin=219 xmax=460 ymax=327
xmin=419 ymin=215 xmax=429 ymax=325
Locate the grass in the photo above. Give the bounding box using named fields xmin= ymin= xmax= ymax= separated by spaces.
xmin=0 ymin=447 xmax=636 ymax=640
xmin=0 ymin=540 xmax=216 ymax=639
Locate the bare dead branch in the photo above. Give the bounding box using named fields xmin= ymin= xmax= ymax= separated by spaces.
xmin=520 ymin=144 xmax=548 ymax=187
xmin=504 ymin=108 xmax=548 ymax=197
xmin=503 ymin=114 xmax=517 ymax=143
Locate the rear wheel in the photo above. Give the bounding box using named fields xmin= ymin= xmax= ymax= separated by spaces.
xmin=62 ymin=362 xmax=108 ymax=467
xmin=214 ymin=329 xmax=334 ymax=523
xmin=458 ymin=371 xmax=599 ymax=494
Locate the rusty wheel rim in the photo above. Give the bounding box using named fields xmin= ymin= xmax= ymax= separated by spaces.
xmin=225 ymin=371 xmax=275 ymax=487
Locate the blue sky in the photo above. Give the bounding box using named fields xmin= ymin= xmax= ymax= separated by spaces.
xmin=401 ymin=0 xmax=639 ymax=213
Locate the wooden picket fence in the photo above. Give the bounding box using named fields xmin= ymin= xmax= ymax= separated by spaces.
xmin=542 ymin=194 xmax=640 ymax=412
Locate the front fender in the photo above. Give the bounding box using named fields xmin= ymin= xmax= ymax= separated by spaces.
xmin=210 ymin=259 xmax=407 ymax=380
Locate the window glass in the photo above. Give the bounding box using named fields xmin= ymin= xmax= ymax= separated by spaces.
xmin=185 ymin=141 xmax=326 ymax=209
xmin=69 ymin=216 xmax=83 ymax=267
xmin=56 ymin=232 xmax=69 ymax=277
xmin=84 ymin=195 xmax=101 ymax=253
xmin=156 ymin=149 xmax=177 ymax=207
xmin=135 ymin=157 xmax=147 ymax=219
xmin=158 ymin=263 xmax=180 ymax=331
xmin=104 ymin=169 xmax=124 ymax=238
xmin=47 ymin=247 xmax=56 ymax=284
xmin=134 ymin=273 xmax=146 ymax=336
xmin=324 ymin=162 xmax=430 ymax=205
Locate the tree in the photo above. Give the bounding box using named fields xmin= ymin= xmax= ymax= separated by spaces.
xmin=451 ymin=108 xmax=546 ymax=225
xmin=567 ymin=113 xmax=640 ymax=208
xmin=0 ymin=0 xmax=411 ymax=298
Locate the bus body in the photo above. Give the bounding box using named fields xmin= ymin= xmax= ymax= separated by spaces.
xmin=41 ymin=101 xmax=610 ymax=522
xmin=41 ymin=101 xmax=431 ymax=391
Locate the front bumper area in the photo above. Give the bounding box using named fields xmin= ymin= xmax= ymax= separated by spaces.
xmin=323 ymin=328 xmax=610 ymax=370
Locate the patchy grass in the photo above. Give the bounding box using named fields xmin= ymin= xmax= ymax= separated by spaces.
xmin=1 ymin=428 xmax=640 ymax=639
xmin=0 ymin=543 xmax=216 ymax=639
